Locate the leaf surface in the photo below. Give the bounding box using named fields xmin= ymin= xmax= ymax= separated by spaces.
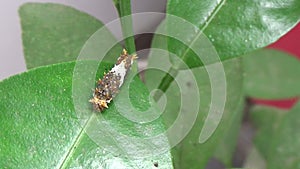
xmin=167 ymin=0 xmax=300 ymax=68
xmin=251 ymin=104 xmax=300 ymax=169
xmin=19 ymin=3 xmax=122 ymax=69
xmin=0 ymin=62 xmax=173 ymax=169
xmin=145 ymin=37 xmax=243 ymax=168
xmin=243 ymin=49 xmax=300 ymax=99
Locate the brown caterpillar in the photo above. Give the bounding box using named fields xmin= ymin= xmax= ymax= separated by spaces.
xmin=89 ymin=49 xmax=137 ymax=112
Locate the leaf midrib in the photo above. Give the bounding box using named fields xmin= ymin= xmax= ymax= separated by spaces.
xmin=174 ymin=0 xmax=226 ymax=68
xmin=57 ymin=113 xmax=96 ymax=169
xmin=57 ymin=111 xmax=132 ymax=168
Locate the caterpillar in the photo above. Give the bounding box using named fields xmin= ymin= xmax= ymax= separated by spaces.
xmin=89 ymin=49 xmax=137 ymax=112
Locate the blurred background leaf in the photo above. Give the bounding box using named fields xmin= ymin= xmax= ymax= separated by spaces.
xmin=251 ymin=103 xmax=300 ymax=169
xmin=251 ymin=106 xmax=287 ymax=160
xmin=213 ymin=100 xmax=244 ymax=167
xmin=244 ymin=147 xmax=266 ymax=169
xmin=243 ymin=49 xmax=300 ymax=99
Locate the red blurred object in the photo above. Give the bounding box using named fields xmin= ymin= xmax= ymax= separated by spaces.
xmin=269 ymin=23 xmax=300 ymax=59
xmin=252 ymin=98 xmax=298 ymax=110
xmin=253 ymin=22 xmax=300 ymax=109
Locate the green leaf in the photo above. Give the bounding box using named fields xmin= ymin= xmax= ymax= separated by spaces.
xmin=251 ymin=106 xmax=287 ymax=160
xmin=112 ymin=0 xmax=119 ymax=8
xmin=0 ymin=62 xmax=173 ymax=168
xmin=243 ymin=49 xmax=300 ymax=99
xmin=266 ymin=102 xmax=300 ymax=169
xmin=145 ymin=41 xmax=243 ymax=168
xmin=244 ymin=147 xmax=266 ymax=169
xmin=251 ymin=104 xmax=300 ymax=169
xmin=19 ymin=3 xmax=122 ymax=69
xmin=214 ymin=99 xmax=244 ymax=167
xmin=167 ymin=0 xmax=300 ymax=68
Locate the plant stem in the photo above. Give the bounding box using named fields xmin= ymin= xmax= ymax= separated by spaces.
xmin=115 ymin=0 xmax=177 ymax=97
xmin=153 ymin=67 xmax=179 ymax=101
xmin=117 ymin=0 xmax=136 ymax=55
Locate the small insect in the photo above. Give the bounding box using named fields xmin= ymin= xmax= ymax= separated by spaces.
xmin=89 ymin=49 xmax=137 ymax=112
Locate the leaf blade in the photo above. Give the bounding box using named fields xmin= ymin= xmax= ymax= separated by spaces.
xmin=145 ymin=43 xmax=244 ymax=168
xmin=167 ymin=0 xmax=300 ymax=68
xmin=243 ymin=49 xmax=300 ymax=99
xmin=0 ymin=62 xmax=173 ymax=168
xmin=251 ymin=103 xmax=300 ymax=169
xmin=19 ymin=3 xmax=122 ymax=69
